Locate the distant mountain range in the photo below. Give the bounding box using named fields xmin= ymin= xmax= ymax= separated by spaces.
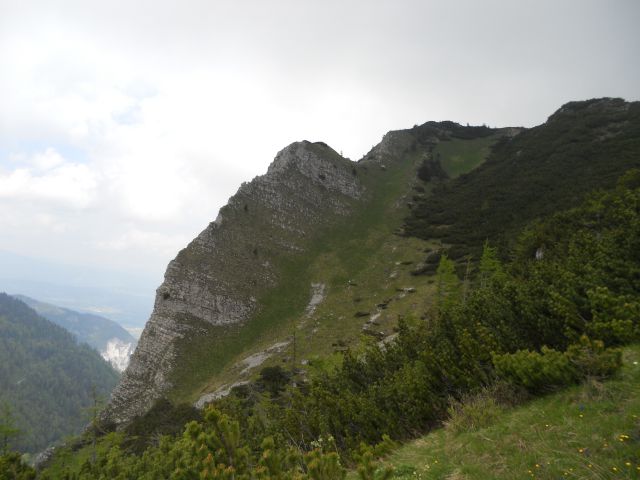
xmin=0 ymin=250 xmax=157 ymax=329
xmin=14 ymin=295 xmax=137 ymax=371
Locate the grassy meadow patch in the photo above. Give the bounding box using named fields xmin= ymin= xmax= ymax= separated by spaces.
xmin=355 ymin=345 xmax=640 ymax=479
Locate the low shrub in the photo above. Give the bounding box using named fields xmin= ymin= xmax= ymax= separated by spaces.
xmin=493 ymin=337 xmax=622 ymax=394
xmin=492 ymin=347 xmax=578 ymax=393
xmin=565 ymin=335 xmax=622 ymax=379
xmin=445 ymin=389 xmax=503 ymax=434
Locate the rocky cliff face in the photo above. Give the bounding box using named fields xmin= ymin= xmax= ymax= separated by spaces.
xmin=103 ymin=141 xmax=364 ymax=425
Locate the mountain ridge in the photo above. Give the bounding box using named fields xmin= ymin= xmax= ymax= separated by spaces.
xmin=404 ymin=97 xmax=640 ymax=262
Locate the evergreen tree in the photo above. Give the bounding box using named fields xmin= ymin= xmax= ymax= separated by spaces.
xmin=478 ymin=240 xmax=504 ymax=288
xmin=0 ymin=404 xmax=19 ymax=456
xmin=0 ymin=294 xmax=119 ymax=452
xmin=435 ymin=254 xmax=459 ymax=312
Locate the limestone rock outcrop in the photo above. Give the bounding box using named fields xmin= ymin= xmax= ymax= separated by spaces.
xmin=103 ymin=141 xmax=363 ymax=425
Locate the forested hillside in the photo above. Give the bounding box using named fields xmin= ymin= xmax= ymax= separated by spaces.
xmin=15 ymin=295 xmax=137 ymax=371
xmin=405 ymin=98 xmax=640 ymax=261
xmin=0 ymin=294 xmax=119 ymax=453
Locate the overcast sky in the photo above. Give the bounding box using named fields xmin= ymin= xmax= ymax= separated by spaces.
xmin=1 ymin=0 xmax=639 ymax=285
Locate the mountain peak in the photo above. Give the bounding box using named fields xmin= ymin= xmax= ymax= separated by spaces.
xmin=265 ymin=140 xmax=361 ymax=198
xmin=547 ymin=97 xmax=633 ymax=122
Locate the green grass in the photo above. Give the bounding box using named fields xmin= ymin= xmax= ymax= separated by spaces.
xmin=351 ymin=345 xmax=640 ymax=479
xmin=435 ymin=134 xmax=499 ymax=178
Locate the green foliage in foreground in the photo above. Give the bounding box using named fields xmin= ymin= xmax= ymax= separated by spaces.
xmin=0 ymin=452 xmax=35 ymax=480
xmin=40 ymin=171 xmax=640 ymax=478
xmin=492 ymin=337 xmax=622 ymax=393
xmin=365 ymin=345 xmax=640 ymax=479
xmin=38 ymin=407 xmax=393 ymax=480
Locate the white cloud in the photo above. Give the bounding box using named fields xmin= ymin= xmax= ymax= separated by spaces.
xmin=96 ymin=229 xmax=191 ymax=257
xmin=27 ymin=148 xmax=66 ymax=171
xmin=0 ymin=149 xmax=97 ymax=208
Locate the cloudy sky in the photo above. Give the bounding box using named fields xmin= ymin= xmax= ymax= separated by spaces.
xmin=1 ymin=0 xmax=639 ymax=300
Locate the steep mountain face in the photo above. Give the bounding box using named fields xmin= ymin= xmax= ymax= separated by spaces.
xmin=15 ymin=295 xmax=137 ymax=371
xmin=0 ymin=293 xmax=119 ymax=453
xmin=104 ymin=97 xmax=639 ymax=428
xmin=104 ymin=141 xmax=366 ymax=424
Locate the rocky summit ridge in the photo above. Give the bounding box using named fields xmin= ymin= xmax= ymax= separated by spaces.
xmin=103 ymin=140 xmax=365 ymax=425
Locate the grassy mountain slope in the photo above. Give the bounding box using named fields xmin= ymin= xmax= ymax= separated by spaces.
xmin=0 ymin=294 xmax=119 ymax=453
xmin=353 ymin=344 xmax=640 ymax=479
xmin=435 ymin=133 xmax=505 ymax=179
xmin=173 ymin=128 xmax=506 ymax=406
xmin=169 ymin=138 xmax=427 ymax=402
xmin=143 ymin=99 xmax=640 ymax=411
